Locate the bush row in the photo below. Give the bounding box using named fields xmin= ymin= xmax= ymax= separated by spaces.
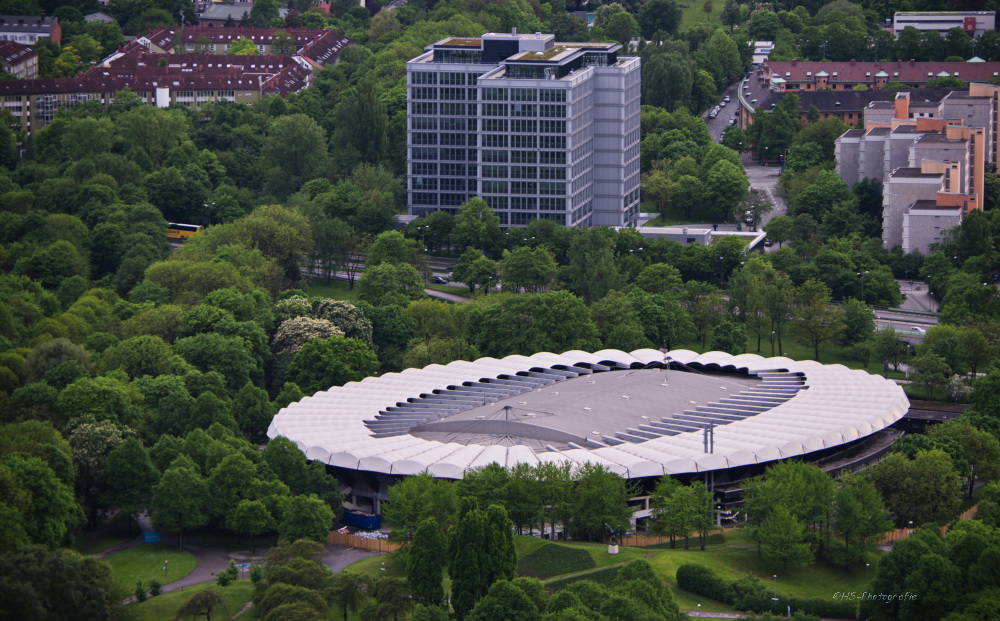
xmin=676 ymin=563 xmax=856 ymax=618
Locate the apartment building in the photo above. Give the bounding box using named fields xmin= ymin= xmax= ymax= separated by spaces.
xmin=0 ymin=40 xmax=36 ymax=79
xmin=406 ymin=32 xmax=641 ymax=228
xmin=835 ymin=90 xmax=993 ymax=253
xmin=0 ymin=15 xmax=59 ymax=45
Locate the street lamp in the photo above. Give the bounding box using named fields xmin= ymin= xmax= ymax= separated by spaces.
xmin=858 ymin=271 xmax=869 ymax=302
xmin=866 ymin=562 xmax=870 ymax=583
xmin=772 ymin=575 xmax=779 ymax=611
xmin=770 ymin=330 xmax=775 ymax=357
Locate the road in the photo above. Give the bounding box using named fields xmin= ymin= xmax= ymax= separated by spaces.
xmin=704 ymin=82 xmax=742 ymax=143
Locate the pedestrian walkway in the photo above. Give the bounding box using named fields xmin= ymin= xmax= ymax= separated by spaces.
xmin=101 ymin=514 xmax=377 ymax=596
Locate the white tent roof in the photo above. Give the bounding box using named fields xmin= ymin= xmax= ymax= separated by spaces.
xmin=267 ymin=349 xmax=909 ymax=479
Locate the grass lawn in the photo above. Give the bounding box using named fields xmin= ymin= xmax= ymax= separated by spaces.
xmin=679 ymin=0 xmax=723 ymax=32
xmin=105 ymin=543 xmax=198 ymax=590
xmin=131 ymin=580 xmax=255 ymax=621
xmin=342 ymin=533 xmax=874 ymax=614
xmin=646 ymin=528 xmax=879 ymax=602
xmin=518 ymin=543 xmax=596 ymax=578
xmin=426 ymin=283 xmax=472 ymax=297
xmin=305 ymin=279 xmax=359 ymax=301
xmin=72 ymin=530 xmax=134 ymax=556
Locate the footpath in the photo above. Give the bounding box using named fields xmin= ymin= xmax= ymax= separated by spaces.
xmin=99 ymin=514 xmax=376 ymax=598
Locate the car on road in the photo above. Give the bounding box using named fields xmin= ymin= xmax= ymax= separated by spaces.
xmin=432 ymin=276 xmax=448 ymax=284
xmin=909 ymin=327 xmax=927 ymax=334
xmin=728 ymin=118 xmax=736 ymax=125
xmin=708 ymin=106 xmax=720 ymax=119
xmin=719 ymin=100 xmax=727 ymax=107
xmin=763 ymin=239 xmax=773 ymax=247
xmin=723 ymin=95 xmax=730 ymax=102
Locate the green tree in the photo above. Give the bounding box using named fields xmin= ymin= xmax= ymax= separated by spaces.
xmin=262 ymin=114 xmax=331 ymax=198
xmin=357 ymin=263 xmax=427 ymax=307
xmin=911 ymin=353 xmax=951 ymax=400
xmin=840 ymin=298 xmax=875 ymax=346
xmin=590 ymin=290 xmax=649 ymax=351
xmin=279 ymin=494 xmax=335 ymax=543
xmin=67 ymin=420 xmax=127 ymax=528
xmin=0 ymin=546 xmax=127 ymax=621
xmin=794 ymin=279 xmax=843 ymax=361
xmin=638 ymin=0 xmax=683 ymax=38
xmin=605 ymin=12 xmax=639 ymax=46
xmin=704 ymin=159 xmax=748 ymax=222
xmin=501 ymin=246 xmax=557 ymax=293
xmin=229 ymin=36 xmax=259 ymax=55
xmin=710 ymin=320 xmax=747 ymax=354
xmin=866 ymin=450 xmax=962 ymax=526
xmin=450 ymin=506 xmax=489 ymax=619
xmin=284 ymin=336 xmax=379 ymax=395
xmin=407 ymin=517 xmax=446 ymax=607
xmin=152 ymin=463 xmax=209 ymax=548
xmin=228 ymin=500 xmax=274 ymax=553
xmin=453 ymin=198 xmax=502 ymax=256
xmin=484 ymin=504 xmax=517 ymax=584
xmin=566 ymin=228 xmax=621 ymax=303
xmin=0 ymin=455 xmax=83 ymax=551
xmin=757 ymin=504 xmax=813 ymax=572
xmin=831 ymin=474 xmax=892 ymax=565
xmin=103 ymin=437 xmax=159 ymax=529
xmin=382 ymin=473 xmax=458 ymax=542
xmin=463 ymin=291 xmax=601 ymax=358
xmin=467 ymin=580 xmax=539 ymax=621
xmin=567 ymin=463 xmax=634 ymax=542
xmin=177 ymin=589 xmax=227 ymax=621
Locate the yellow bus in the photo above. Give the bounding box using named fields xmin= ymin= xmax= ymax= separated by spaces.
xmin=166 ymin=223 xmax=202 ymax=241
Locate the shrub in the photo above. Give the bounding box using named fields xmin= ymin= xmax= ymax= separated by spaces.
xmin=675 ymin=563 xmax=733 ymax=603
xmin=134 ymin=581 xmax=147 ymax=603
xmin=517 ymin=543 xmax=596 ymax=579
xmin=148 ymin=580 xmax=162 ymax=597
xmin=216 ymin=560 xmax=239 ymax=586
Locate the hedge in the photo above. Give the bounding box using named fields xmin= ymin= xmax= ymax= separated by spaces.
xmin=675 ymin=563 xmax=856 ymax=619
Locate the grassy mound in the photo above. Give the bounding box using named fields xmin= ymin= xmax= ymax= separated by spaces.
xmin=131 ymin=581 xmax=254 ymax=621
xmin=546 ymin=565 xmax=621 ymax=590
xmin=517 ymin=543 xmax=596 ymax=579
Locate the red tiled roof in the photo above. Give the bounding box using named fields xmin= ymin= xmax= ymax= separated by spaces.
xmin=0 ymin=39 xmax=34 ymax=65
xmin=297 ymin=29 xmax=351 ymax=67
xmin=765 ymin=60 xmax=1000 ymax=84
xmin=0 ymin=72 xmax=266 ymax=96
xmin=261 ymin=63 xmax=311 ymax=95
xmin=143 ymin=25 xmax=332 ymax=50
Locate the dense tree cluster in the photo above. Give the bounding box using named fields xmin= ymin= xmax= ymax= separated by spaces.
xmin=383 ymin=463 xmax=635 ymax=544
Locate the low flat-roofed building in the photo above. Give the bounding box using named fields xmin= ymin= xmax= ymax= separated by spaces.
xmin=893 ymin=11 xmax=995 ymax=38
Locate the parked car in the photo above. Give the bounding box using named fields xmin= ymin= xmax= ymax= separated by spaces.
xmin=719 ymin=100 xmax=727 ymax=107
xmin=763 ymin=239 xmax=774 ymax=247
xmin=723 ymin=95 xmax=731 ymax=102
xmin=728 ymin=118 xmax=736 ymax=125
xmin=432 ymin=276 xmax=448 ymax=284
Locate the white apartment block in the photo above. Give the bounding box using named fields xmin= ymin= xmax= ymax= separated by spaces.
xmin=406 ymin=32 xmax=641 ymax=228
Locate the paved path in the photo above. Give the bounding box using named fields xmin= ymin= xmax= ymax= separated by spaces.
xmin=102 ymin=514 xmax=377 ymax=595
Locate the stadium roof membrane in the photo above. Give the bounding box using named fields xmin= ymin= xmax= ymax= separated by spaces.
xmin=267 ymin=349 xmax=909 ymax=480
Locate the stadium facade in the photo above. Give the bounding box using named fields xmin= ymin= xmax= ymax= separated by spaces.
xmin=268 ymin=349 xmax=909 ymax=515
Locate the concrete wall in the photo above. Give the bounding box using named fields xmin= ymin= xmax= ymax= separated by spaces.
xmin=903 ymin=207 xmax=962 ymax=254
xmin=883 ymin=174 xmax=942 ymax=249
xmin=835 ymin=133 xmax=861 ymax=186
